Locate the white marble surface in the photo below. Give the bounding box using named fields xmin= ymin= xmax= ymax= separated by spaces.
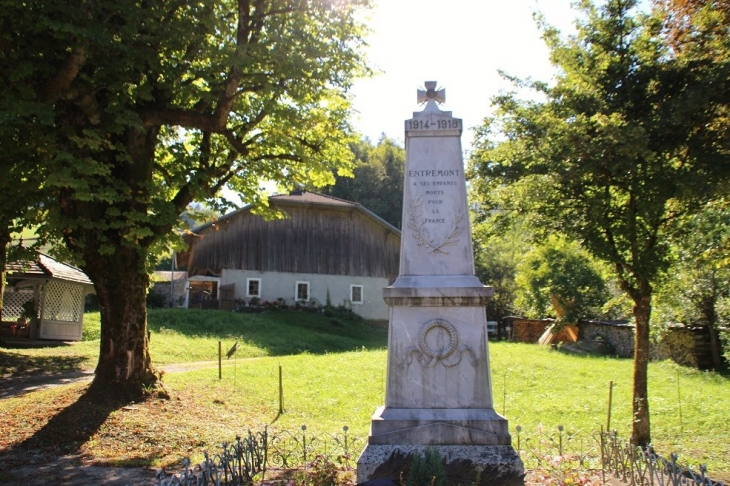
xmin=385 ymin=306 xmax=494 ymax=409
xmin=358 ymin=84 xmax=522 ymax=481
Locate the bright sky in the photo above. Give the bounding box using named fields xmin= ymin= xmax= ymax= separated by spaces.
xmin=350 ymin=0 xmax=580 ymax=153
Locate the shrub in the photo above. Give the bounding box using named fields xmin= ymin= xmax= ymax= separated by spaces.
xmin=407 ymin=447 xmax=446 ymax=486
xmin=146 ymin=289 xmax=166 ymax=308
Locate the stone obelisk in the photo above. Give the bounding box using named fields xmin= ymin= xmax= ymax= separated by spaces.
xmin=357 ymin=82 xmax=524 ymax=483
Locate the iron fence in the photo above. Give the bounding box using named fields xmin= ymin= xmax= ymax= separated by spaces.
xmin=268 ymin=425 xmax=364 ymax=468
xmin=155 ymin=425 xmax=726 ymax=486
xmin=600 ymin=429 xmax=725 ymax=486
xmin=155 ymin=426 xmax=364 ymax=486
xmin=514 ymin=424 xmax=602 ymax=470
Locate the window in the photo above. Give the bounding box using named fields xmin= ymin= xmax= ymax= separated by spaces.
xmin=350 ymin=285 xmax=363 ymax=304
xmin=295 ymin=281 xmax=310 ymax=301
xmin=247 ymin=278 xmax=261 ymax=298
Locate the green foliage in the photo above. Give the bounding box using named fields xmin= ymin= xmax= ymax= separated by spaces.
xmin=471 ymin=217 xmax=528 ymax=321
xmin=20 ymin=299 xmax=37 ymax=321
xmin=2 ymin=0 xmax=373 ymax=387
xmin=515 ymin=236 xmax=608 ymax=325
xmin=82 ymin=311 xmax=102 ymax=341
xmin=470 ymin=0 xmax=730 ymax=297
xmin=406 ymin=447 xmax=446 ymax=486
xmin=297 ymin=456 xmax=343 ymax=486
xmin=315 ymin=136 xmax=405 ymax=228
xmin=654 ymin=200 xmax=730 ymax=368
xmin=146 ymin=289 xmax=167 ymax=309
xmin=468 ymin=0 xmax=730 ymax=445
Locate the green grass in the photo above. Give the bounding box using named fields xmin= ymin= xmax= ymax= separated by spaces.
xmin=2 ymin=310 xmax=728 ymax=478
xmin=154 ymin=344 xmax=729 ymax=477
xmin=1 ymin=308 xmax=387 ymax=376
xmin=146 ymin=308 xmax=388 ymax=364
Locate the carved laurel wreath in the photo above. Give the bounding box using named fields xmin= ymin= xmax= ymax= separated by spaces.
xmin=418 ymin=319 xmax=459 ymax=360
xmin=406 ymin=319 xmax=476 ymax=368
xmin=407 ymin=194 xmax=465 ymax=254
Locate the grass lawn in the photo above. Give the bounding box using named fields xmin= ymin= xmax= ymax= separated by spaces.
xmin=1 ymin=309 xmax=728 ymax=481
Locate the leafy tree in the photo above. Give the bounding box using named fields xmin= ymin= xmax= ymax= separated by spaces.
xmin=469 ymin=0 xmax=730 ymax=446
xmin=658 ymin=0 xmax=730 ymax=58
xmin=654 ymin=200 xmax=730 ymax=370
xmin=315 ymin=136 xmax=405 ymax=228
xmin=515 ymin=236 xmax=607 ymax=325
xmin=2 ymin=0 xmax=371 ymax=396
xmin=471 ymin=215 xmax=529 ymax=322
xmin=0 ymin=112 xmax=52 ymax=320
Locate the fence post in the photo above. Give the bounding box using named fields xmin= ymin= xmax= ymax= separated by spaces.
xmin=677 ymin=370 xmax=683 ymax=434
xmin=503 ymin=370 xmax=508 ymax=416
xmin=606 ymin=380 xmax=613 ymax=431
xmin=279 ymin=364 xmax=284 ymax=414
xmin=600 ymin=426 xmax=606 ymax=485
xmin=558 ymin=424 xmax=564 ymax=456
xmin=301 ymin=425 xmax=308 ymax=464
xmin=343 ymin=425 xmax=349 ymax=461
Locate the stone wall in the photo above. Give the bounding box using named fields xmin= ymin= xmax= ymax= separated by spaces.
xmin=577 ymin=320 xmax=726 ymax=370
xmin=577 ymin=320 xmax=635 ymax=358
xmin=506 ymin=317 xmax=725 ymax=370
xmin=650 ymin=325 xmax=698 ymax=367
xmin=150 ymin=280 xmax=187 ymax=308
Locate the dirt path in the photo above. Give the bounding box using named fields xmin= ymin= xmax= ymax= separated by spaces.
xmin=0 ymin=360 xmax=224 ymax=399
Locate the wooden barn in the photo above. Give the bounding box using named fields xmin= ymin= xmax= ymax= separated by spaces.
xmin=178 ymin=190 xmax=401 ymax=320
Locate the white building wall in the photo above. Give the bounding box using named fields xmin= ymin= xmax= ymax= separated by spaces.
xmin=221 ymin=269 xmax=390 ymax=321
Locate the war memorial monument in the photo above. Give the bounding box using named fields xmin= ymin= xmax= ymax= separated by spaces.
xmin=357 ymin=82 xmax=524 ymax=484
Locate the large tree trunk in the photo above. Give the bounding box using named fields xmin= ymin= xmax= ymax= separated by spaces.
xmin=83 ymin=244 xmax=158 ymax=398
xmin=54 ymin=124 xmax=166 ymax=398
xmin=631 ymin=291 xmax=652 ymax=447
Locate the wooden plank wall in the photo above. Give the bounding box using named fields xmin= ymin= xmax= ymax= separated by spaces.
xmin=189 ymin=204 xmax=400 ymax=280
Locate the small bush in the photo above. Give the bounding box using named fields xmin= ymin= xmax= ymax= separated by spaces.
xmin=146 ymin=289 xmax=166 ymax=308
xmin=407 ymin=447 xmax=446 ymax=486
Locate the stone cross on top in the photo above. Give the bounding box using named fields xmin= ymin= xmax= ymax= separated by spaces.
xmin=417 ymin=81 xmax=445 ymax=113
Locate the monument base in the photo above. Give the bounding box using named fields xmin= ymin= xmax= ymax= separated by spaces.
xmin=357 ymin=407 xmax=524 ymax=485
xmin=356 ymin=444 xmax=525 ymax=485
xmin=369 ymin=407 xmax=512 ymax=445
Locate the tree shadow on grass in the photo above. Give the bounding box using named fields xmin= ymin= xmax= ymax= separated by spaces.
xmin=0 ymin=381 xmax=127 ymax=462
xmin=147 ymin=308 xmax=389 ymax=357
xmin=0 ymin=350 xmax=88 ymax=379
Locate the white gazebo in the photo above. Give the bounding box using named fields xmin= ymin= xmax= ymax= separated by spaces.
xmin=2 ymin=252 xmax=94 ymax=341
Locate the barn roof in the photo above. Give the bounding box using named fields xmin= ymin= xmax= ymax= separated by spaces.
xmin=269 ymin=190 xmax=358 ymax=207
xmin=6 ymin=252 xmax=93 ymax=285
xmin=191 ymin=190 xmax=400 ymax=235
xmin=152 ymin=270 xmax=189 ymax=282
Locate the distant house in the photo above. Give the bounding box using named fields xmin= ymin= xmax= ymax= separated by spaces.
xmin=177 ymin=190 xmax=401 ymax=320
xmin=2 ymin=252 xmax=94 ymax=341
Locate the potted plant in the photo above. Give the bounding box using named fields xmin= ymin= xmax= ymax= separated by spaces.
xmin=15 ymin=299 xmax=36 ymax=337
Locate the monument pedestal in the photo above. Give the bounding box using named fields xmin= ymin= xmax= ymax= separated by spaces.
xmin=356 ymin=82 xmax=523 ymax=485
xmin=358 ymin=445 xmax=523 ymax=486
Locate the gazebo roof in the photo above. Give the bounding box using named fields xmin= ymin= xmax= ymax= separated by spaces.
xmin=6 ymin=252 xmax=93 ymax=285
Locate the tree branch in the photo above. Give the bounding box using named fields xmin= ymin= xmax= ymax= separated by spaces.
xmin=42 ymin=46 xmax=86 ymax=103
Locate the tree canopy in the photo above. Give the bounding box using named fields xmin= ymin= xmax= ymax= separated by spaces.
xmin=469 ymin=0 xmax=730 ymax=446
xmin=1 ymin=0 xmax=371 ymax=396
xmin=515 ymin=236 xmax=607 ymax=325
xmin=314 ymin=136 xmax=405 ymax=228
